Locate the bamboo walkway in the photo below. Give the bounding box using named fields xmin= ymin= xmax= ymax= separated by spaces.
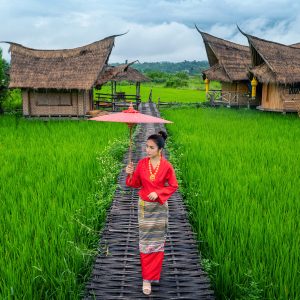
xmin=84 ymin=103 xmax=215 ymax=299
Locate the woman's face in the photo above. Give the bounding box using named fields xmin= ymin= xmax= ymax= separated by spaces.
xmin=146 ymin=139 xmax=161 ymax=158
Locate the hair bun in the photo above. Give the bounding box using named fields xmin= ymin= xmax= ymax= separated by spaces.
xmin=158 ymin=130 xmax=167 ymax=141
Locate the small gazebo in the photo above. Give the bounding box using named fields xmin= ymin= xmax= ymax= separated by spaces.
xmin=94 ymin=65 xmax=150 ymax=111
xmin=196 ymin=26 xmax=259 ymax=107
xmin=240 ymin=29 xmax=300 ymax=113
xmin=6 ymin=34 xmax=130 ymax=117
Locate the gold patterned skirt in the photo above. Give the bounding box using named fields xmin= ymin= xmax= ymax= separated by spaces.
xmin=138 ymin=197 xmax=168 ymax=282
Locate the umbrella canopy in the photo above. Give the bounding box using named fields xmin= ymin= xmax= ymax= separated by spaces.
xmin=88 ymin=103 xmax=173 ymax=163
xmin=89 ymin=103 xmax=172 ymax=125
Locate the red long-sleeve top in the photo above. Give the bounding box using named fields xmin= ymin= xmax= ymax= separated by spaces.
xmin=126 ymin=156 xmax=178 ymax=205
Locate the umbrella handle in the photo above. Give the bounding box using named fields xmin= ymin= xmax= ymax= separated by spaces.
xmin=128 ymin=124 xmax=134 ymax=179
xmin=129 ymin=124 xmax=133 ymax=163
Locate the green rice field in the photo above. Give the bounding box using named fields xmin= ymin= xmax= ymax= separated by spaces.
xmin=0 ymin=115 xmax=127 ymax=299
xmin=1 ymin=84 xmax=299 ymax=299
xmin=162 ymin=107 xmax=300 ymax=299
xmin=96 ymin=84 xmax=205 ymax=103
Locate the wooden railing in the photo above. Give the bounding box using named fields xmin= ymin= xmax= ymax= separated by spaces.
xmin=207 ymin=89 xmax=222 ymax=101
xmin=283 ymin=100 xmax=300 ymax=115
xmin=207 ymin=90 xmax=259 ymax=107
xmin=157 ymin=99 xmax=204 ymax=109
xmin=93 ymin=92 xmax=141 ymax=111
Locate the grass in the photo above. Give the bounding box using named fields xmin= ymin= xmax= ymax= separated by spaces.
xmin=94 ymin=77 xmax=221 ymax=103
xmin=96 ymin=83 xmax=205 ymax=103
xmin=162 ymin=106 xmax=300 ymax=299
xmin=3 ymin=80 xmax=296 ymax=299
xmin=0 ymin=115 xmax=128 ymax=299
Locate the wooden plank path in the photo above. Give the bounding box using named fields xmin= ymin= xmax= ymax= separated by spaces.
xmin=84 ymin=103 xmax=215 ymax=299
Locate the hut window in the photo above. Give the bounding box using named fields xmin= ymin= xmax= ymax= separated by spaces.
xmin=35 ymin=91 xmax=72 ymax=106
xmin=288 ymin=83 xmax=300 ymax=95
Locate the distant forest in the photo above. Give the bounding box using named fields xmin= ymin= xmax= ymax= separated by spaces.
xmin=113 ymin=60 xmax=209 ymax=75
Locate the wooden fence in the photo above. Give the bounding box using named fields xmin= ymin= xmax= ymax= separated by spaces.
xmin=207 ymin=90 xmax=260 ymax=108
xmin=157 ymin=98 xmax=205 ymax=109
xmin=93 ymin=92 xmax=141 ymax=111
xmin=283 ymin=100 xmax=300 ymax=115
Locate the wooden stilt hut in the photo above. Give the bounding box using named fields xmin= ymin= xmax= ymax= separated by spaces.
xmin=6 ymin=34 xmax=129 ymax=117
xmin=94 ymin=65 xmax=150 ymax=111
xmin=240 ymin=30 xmax=300 ymax=113
xmin=195 ymin=27 xmax=258 ymax=107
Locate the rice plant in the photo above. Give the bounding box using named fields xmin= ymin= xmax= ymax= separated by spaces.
xmin=95 ymin=84 xmax=207 ymax=103
xmin=0 ymin=115 xmax=127 ymax=299
xmin=162 ymin=107 xmax=300 ymax=299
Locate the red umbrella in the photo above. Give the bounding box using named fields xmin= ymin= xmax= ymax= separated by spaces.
xmin=88 ymin=103 xmax=172 ymax=163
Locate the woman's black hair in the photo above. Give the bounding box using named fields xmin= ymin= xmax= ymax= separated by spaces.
xmin=147 ymin=130 xmax=168 ymax=149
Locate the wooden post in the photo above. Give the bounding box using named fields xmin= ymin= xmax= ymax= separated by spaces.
xmin=110 ymin=81 xmax=114 ymax=111
xmin=148 ymin=89 xmax=153 ymax=103
xmin=114 ymin=81 xmax=117 ymax=95
xmin=111 ymin=81 xmax=117 ymax=111
xmin=27 ymin=89 xmax=31 ymax=116
xmin=90 ymin=89 xmax=94 ymax=111
xmin=136 ymin=82 xmax=140 ymax=108
xmin=136 ymin=82 xmax=140 ymax=98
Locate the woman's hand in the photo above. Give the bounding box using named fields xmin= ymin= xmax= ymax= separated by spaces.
xmin=148 ymin=192 xmax=158 ymax=201
xmin=125 ymin=162 xmax=134 ymax=175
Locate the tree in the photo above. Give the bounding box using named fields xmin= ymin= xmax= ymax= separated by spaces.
xmin=145 ymin=71 xmax=170 ymax=83
xmin=0 ymin=48 xmax=9 ymax=114
xmin=175 ymin=71 xmax=189 ymax=80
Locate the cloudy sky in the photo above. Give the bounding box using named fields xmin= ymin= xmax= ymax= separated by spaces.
xmin=1 ymin=0 xmax=300 ymax=63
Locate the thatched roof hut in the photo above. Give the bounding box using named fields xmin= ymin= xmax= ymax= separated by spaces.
xmin=240 ymin=29 xmax=300 ymax=112
xmin=8 ymin=35 xmax=121 ymax=89
xmin=93 ymin=65 xmax=150 ymax=110
xmin=94 ymin=62 xmax=150 ymax=110
xmin=196 ymin=27 xmax=253 ymax=106
xmin=241 ymin=31 xmax=300 ymax=84
xmin=5 ymin=34 xmax=131 ymax=117
xmin=196 ymin=27 xmax=251 ymax=82
xmin=98 ymin=66 xmax=150 ymax=83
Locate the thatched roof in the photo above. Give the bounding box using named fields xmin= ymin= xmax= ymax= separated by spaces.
xmin=239 ymin=29 xmax=300 ymax=84
xmin=5 ymin=34 xmax=127 ymax=90
xmin=250 ymin=63 xmax=276 ymax=83
xmin=201 ymin=63 xmax=229 ymax=82
xmin=112 ymin=66 xmax=150 ymax=82
xmin=96 ymin=63 xmax=131 ymax=86
xmin=96 ymin=65 xmax=150 ymax=85
xmin=195 ymin=26 xmax=251 ymax=82
xmin=290 ymin=42 xmax=300 ymax=48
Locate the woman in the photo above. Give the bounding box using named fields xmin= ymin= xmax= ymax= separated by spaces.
xmin=125 ymin=130 xmax=178 ymax=295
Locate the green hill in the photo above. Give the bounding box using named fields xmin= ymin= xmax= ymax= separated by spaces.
xmin=113 ymin=60 xmax=209 ymax=75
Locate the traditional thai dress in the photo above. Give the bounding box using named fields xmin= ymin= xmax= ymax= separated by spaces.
xmin=126 ymin=155 xmax=178 ymax=283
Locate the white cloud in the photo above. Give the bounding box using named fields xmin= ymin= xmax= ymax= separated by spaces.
xmin=110 ymin=22 xmax=205 ymax=62
xmin=1 ymin=0 xmax=300 ymax=62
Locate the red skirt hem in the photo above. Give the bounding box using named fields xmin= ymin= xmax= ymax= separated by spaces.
xmin=140 ymin=251 xmax=164 ymax=281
